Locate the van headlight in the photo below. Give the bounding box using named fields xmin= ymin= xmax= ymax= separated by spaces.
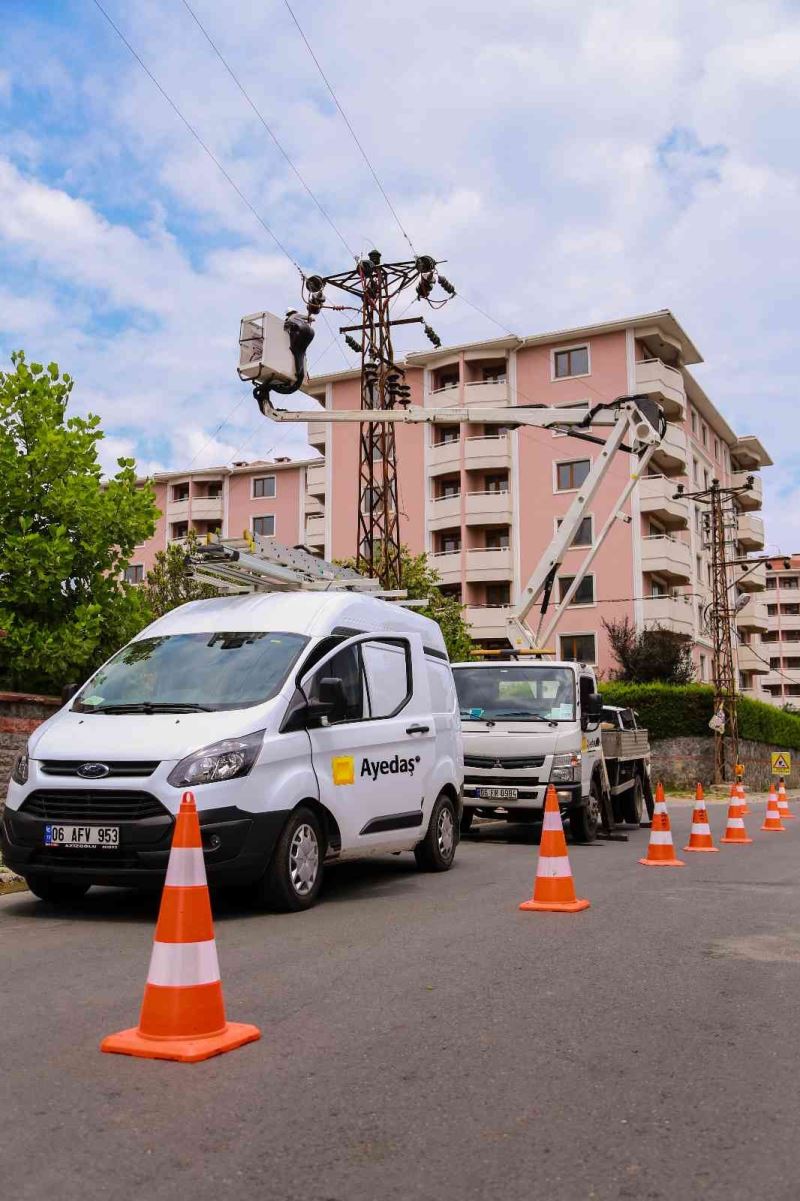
xmin=11 ymin=751 xmax=29 ymax=786
xmin=167 ymin=731 xmax=264 ymax=787
xmin=550 ymin=752 xmax=580 ymax=784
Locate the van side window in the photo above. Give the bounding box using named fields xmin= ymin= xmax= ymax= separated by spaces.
xmin=362 ymin=640 xmax=412 ymax=718
xmin=306 ymin=645 xmax=368 ymax=724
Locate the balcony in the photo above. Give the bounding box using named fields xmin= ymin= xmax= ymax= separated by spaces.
xmin=428 ymin=494 xmax=462 ymax=531
xmin=639 ymin=475 xmax=689 ymax=530
xmin=634 ymin=359 xmax=687 ymax=420
xmin=305 ymin=494 xmax=324 ymax=516
xmin=650 ymin=423 xmax=688 ymax=477
xmin=463 ymin=379 xmax=510 ymax=408
xmin=428 ymin=439 xmax=462 ymax=476
xmin=465 ymin=605 xmax=512 ymax=640
xmin=641 ymin=534 xmax=692 ymax=582
xmin=429 ymin=550 xmax=462 ymax=585
xmin=427 ymin=382 xmax=461 ymax=410
xmin=736 ymin=644 xmax=769 ymax=676
xmin=464 ymin=435 xmax=511 ymax=473
xmin=465 ymin=490 xmax=513 ymax=526
xmin=306 ymin=460 xmax=326 ymax=498
xmin=165 ymin=497 xmax=190 ymax=523
xmin=737 ymin=513 xmax=765 ymax=551
xmin=736 ymin=561 xmax=767 ymax=592
xmin=465 ymin=546 xmax=513 ymax=582
xmin=732 ymin=470 xmax=763 ymax=511
xmin=191 ymin=496 xmax=223 ymax=522
xmin=307 ymin=420 xmax=327 ymax=452
xmin=736 ymin=596 xmax=769 ymax=634
xmin=643 ymin=595 xmax=694 ymax=636
xmin=305 ymin=514 xmax=325 ymax=545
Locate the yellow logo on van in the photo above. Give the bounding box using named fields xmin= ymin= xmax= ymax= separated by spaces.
xmin=332 ymin=755 xmax=355 ymax=785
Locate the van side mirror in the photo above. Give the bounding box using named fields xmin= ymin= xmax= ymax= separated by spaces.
xmin=306 ymin=677 xmax=347 ymax=725
xmin=581 ymin=691 xmax=603 ymax=731
xmin=62 ymin=683 xmax=79 ymax=705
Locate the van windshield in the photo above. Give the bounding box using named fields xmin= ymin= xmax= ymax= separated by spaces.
xmin=453 ymin=665 xmax=576 ymax=722
xmin=73 ymin=632 xmax=309 ymax=713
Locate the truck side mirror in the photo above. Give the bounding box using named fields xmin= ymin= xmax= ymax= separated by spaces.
xmin=581 ymin=692 xmax=603 ymax=731
xmin=306 ymin=676 xmax=347 ymax=725
xmin=62 ymin=683 xmax=79 ymax=705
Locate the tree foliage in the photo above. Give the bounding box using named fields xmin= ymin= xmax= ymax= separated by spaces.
xmin=603 ymin=616 xmax=695 ymax=685
xmin=337 ymin=545 xmax=475 ymax=662
xmin=142 ymin=531 xmax=218 ymax=618
xmin=0 ymin=352 xmax=158 ymax=693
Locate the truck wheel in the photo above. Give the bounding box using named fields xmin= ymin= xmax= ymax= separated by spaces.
xmin=569 ymin=778 xmax=601 ymax=843
xmin=26 ymin=878 xmax=90 ymax=905
xmin=251 ymin=806 xmax=324 ymax=912
xmin=415 ymin=792 xmax=457 ymax=872
xmin=622 ymin=776 xmax=644 ymax=825
xmin=460 ymin=808 xmax=475 ymax=834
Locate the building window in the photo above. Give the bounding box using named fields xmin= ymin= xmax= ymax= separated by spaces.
xmin=769 ymin=657 xmax=781 ymax=669
xmin=437 ymin=478 xmax=460 ymax=499
xmin=437 ymin=531 xmax=461 ymax=554
xmin=560 ymin=633 xmax=596 ymax=663
xmin=553 ymin=345 xmax=589 ymax=379
xmin=691 ymin=411 xmax=697 ymax=434
xmin=253 ymin=515 xmax=275 ymax=537
xmin=714 ymin=437 xmax=720 ymax=459
xmin=435 ymin=427 xmax=459 ymax=445
xmin=482 ymin=365 xmax=507 ymax=383
xmin=124 ymin=564 xmax=144 ymax=584
xmin=253 ymin=476 xmax=276 ymax=499
xmin=702 ymin=424 xmax=708 ymax=447
xmin=485 ymin=527 xmax=510 ymax=549
xmin=206 ymin=483 xmax=223 ymax=499
xmin=650 ymin=579 xmax=668 ymax=598
xmin=699 ymin=653 xmax=706 ymax=680
xmin=783 ymin=576 xmax=799 ymax=590
xmin=170 ymin=522 xmax=189 ymax=540
xmin=172 ymin=484 xmax=189 ymax=503
xmin=435 ymin=369 xmax=459 ymax=391
xmin=557 ymin=515 xmax=593 ymax=547
xmin=696 ymin=555 xmax=702 ymax=579
xmin=484 ymin=473 xmax=509 ymax=493
xmin=558 ymin=575 xmax=595 ymax=605
xmin=766 ymin=577 xmax=777 ymax=590
xmin=485 ymin=583 xmax=510 ymax=606
xmin=556 ymin=459 xmax=591 ymax=491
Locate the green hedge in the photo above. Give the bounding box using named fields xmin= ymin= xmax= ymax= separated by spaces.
xmin=599 ymin=682 xmax=800 ymax=750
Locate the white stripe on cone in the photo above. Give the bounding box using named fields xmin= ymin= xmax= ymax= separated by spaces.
xmin=649 ymin=831 xmax=675 ymax=845
xmin=147 ymin=939 xmax=221 ymax=987
xmin=165 ymin=847 xmax=208 ymax=888
xmin=727 ymin=818 xmax=745 ymax=829
xmin=542 ymin=810 xmax=563 ymax=832
xmin=536 ymin=855 xmax=572 ymax=879
xmin=653 ymin=804 xmax=668 ymax=816
xmin=690 ymin=823 xmax=711 ymax=836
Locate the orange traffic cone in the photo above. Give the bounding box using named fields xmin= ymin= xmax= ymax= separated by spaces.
xmin=101 ymin=792 xmax=261 ymax=1062
xmin=761 ymin=785 xmax=786 ymax=833
xmin=720 ymin=783 xmax=752 ymax=845
xmin=519 ymin=785 xmax=590 ymax=913
xmin=736 ymin=780 xmax=750 ymax=817
xmin=776 ymin=778 xmax=794 ymax=820
xmin=683 ymin=782 xmax=719 ymax=853
xmin=639 ymin=782 xmax=685 ymax=867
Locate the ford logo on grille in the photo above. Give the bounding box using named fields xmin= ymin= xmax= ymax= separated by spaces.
xmin=77 ymin=762 xmax=111 ymax=779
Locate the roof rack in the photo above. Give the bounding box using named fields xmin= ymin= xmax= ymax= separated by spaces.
xmin=188 ymin=533 xmax=383 ymax=595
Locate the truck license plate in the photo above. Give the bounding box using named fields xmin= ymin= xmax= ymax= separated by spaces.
xmin=477 ymin=787 xmax=518 ymax=801
xmin=44 ymin=825 xmax=120 ymax=848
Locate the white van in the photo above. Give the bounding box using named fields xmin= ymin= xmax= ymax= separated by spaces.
xmin=1 ymin=592 xmax=464 ymax=910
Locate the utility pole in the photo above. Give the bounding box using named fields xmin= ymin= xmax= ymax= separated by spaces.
xmin=677 ymin=476 xmax=754 ymax=783
xmin=300 ymin=254 xmax=454 ymax=589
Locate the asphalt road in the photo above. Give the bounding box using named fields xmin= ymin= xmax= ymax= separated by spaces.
xmin=3 ymin=800 xmax=800 ymax=1201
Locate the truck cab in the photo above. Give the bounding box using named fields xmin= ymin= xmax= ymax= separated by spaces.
xmin=451 ymin=658 xmax=604 ymax=842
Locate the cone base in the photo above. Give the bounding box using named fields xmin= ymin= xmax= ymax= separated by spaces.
xmin=721 ymin=835 xmax=753 ymax=844
xmin=682 ymin=845 xmax=719 ymax=853
xmin=101 ymin=1021 xmax=261 ymax=1063
xmin=519 ymin=897 xmax=590 ymax=913
xmin=781 ymin=813 xmax=796 ymax=820
xmin=761 ymin=826 xmax=786 ymax=833
xmin=638 ymin=857 xmax=685 ymax=867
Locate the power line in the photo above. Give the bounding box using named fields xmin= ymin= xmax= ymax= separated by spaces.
xmin=179 ymin=0 xmax=356 ymax=261
xmin=90 ymin=0 xmax=303 ymax=274
xmin=282 ymin=0 xmax=417 ymax=257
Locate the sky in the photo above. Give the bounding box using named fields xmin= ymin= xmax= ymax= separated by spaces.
xmin=0 ymin=0 xmax=799 ymax=547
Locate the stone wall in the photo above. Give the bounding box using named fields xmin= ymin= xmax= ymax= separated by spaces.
xmin=1 ymin=691 xmax=61 ymax=806
xmin=651 ymin=735 xmax=799 ymax=791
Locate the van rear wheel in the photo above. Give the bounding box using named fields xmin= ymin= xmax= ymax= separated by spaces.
xmin=251 ymin=806 xmax=324 ymax=912
xmin=415 ymin=793 xmax=457 ymax=872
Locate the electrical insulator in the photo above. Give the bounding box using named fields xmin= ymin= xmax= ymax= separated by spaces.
xmin=416 ymin=274 xmax=434 ymax=300
xmin=415 ymin=255 xmax=436 ymax=274
xmin=423 ymin=322 xmax=441 ymax=348
xmin=345 ymin=335 xmax=363 ymax=354
xmin=437 ymin=274 xmax=456 ymax=296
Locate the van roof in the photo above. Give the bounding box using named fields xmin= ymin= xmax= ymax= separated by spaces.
xmin=136 ymin=591 xmax=448 ymax=655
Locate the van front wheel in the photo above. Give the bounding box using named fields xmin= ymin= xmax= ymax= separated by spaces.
xmin=415 ymin=793 xmax=457 ymax=872
xmin=251 ymin=806 xmax=324 ymax=912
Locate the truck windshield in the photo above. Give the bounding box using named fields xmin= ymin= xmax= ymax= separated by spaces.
xmin=453 ymin=665 xmax=576 ymax=722
xmin=73 ymin=632 xmax=309 ymax=713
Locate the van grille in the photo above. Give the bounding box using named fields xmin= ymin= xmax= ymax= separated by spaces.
xmin=464 ymin=754 xmax=545 ymax=770
xmin=39 ymin=761 xmax=160 ymax=779
xmin=20 ymin=790 xmax=168 ymax=822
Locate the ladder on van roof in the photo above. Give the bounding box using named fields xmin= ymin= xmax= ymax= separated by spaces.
xmin=187 ymin=533 xmax=391 ymax=596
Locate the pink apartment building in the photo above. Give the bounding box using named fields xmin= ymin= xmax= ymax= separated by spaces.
xmin=761 ymin=555 xmax=800 ymax=706
xmin=130 ymin=309 xmax=772 ymax=686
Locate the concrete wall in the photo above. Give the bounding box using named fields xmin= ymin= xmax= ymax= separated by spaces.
xmin=651 ymin=735 xmax=799 ymax=792
xmin=1 ymin=692 xmax=60 ymax=808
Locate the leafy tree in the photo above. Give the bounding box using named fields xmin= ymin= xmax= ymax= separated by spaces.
xmin=602 ymin=616 xmax=694 ymax=685
xmin=143 ymin=531 xmax=219 ymax=618
xmin=337 ymin=545 xmax=475 ymax=662
xmin=0 ymin=352 xmax=158 ymax=693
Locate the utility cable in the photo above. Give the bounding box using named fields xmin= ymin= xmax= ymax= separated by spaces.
xmin=179 ymin=0 xmax=356 ymax=261
xmin=282 ymin=0 xmax=417 ymax=257
xmin=91 ymin=0 xmax=304 ymax=274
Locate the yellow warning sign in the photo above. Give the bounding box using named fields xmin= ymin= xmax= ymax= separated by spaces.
xmin=332 ymin=755 xmax=355 ymax=785
xmin=771 ymin=752 xmax=791 ymax=775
